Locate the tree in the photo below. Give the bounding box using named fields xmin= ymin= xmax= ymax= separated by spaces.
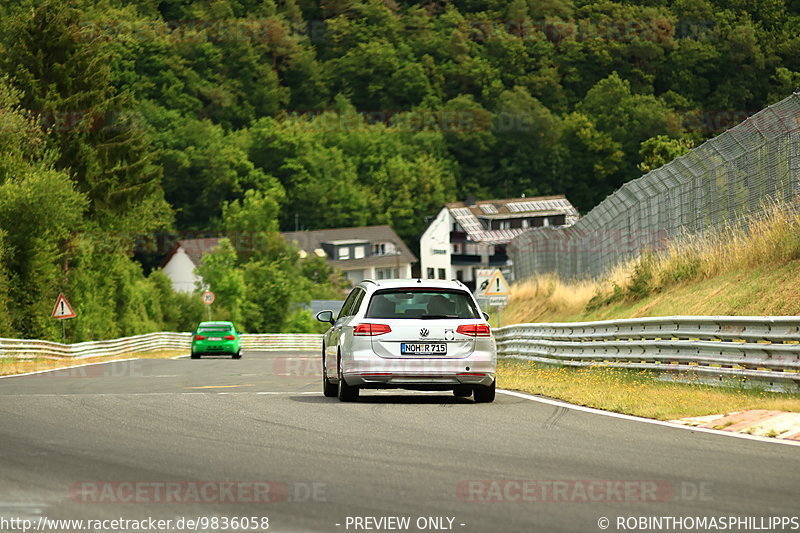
xmin=577 ymin=72 xmax=678 ymax=190
xmin=0 ymin=76 xmax=87 ymax=338
xmin=638 ymin=135 xmax=695 ymax=173
xmin=1 ymin=1 xmax=171 ymax=235
xmin=194 ymin=239 xmax=246 ymax=325
xmin=556 ymin=112 xmax=625 ymax=210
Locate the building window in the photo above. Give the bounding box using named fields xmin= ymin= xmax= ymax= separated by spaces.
xmin=452 ymin=243 xmax=461 ymax=254
xmin=427 ymin=268 xmax=435 ymax=279
xmin=373 ymin=243 xmax=386 ymax=255
xmin=338 ymin=247 xmax=350 ymax=260
xmin=438 ymin=268 xmax=446 ymax=280
xmin=456 ymin=269 xmax=464 ymax=281
xmin=344 ymin=269 xmax=364 ymax=284
xmin=354 ymin=246 xmax=365 ymax=259
xmin=376 ymin=267 xmax=397 ymax=279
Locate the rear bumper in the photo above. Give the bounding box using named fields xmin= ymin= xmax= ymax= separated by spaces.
xmin=191 ymin=342 xmax=239 ymax=355
xmin=344 ymin=371 xmax=495 ymax=388
xmin=341 ymin=345 xmax=496 ymax=388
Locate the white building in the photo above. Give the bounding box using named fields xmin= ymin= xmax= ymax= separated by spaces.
xmin=419 ymin=195 xmax=578 ymax=288
xmin=161 ymin=238 xmax=221 ymax=293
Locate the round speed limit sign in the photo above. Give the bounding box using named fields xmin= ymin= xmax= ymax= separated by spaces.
xmin=201 ymin=291 xmax=215 ymax=305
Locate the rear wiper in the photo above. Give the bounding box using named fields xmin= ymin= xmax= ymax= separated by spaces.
xmin=420 ymin=314 xmax=459 ymax=319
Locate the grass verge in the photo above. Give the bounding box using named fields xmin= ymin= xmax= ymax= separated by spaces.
xmin=0 ymin=350 xmax=186 ymax=377
xmin=497 ymin=359 xmax=800 ymax=421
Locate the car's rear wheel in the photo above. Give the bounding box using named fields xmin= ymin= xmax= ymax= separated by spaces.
xmin=337 ymin=355 xmax=359 ymax=402
xmin=453 ymin=386 xmax=472 ymax=397
xmin=473 ymin=381 xmax=496 ymax=403
xmin=322 ymin=352 xmax=337 ymax=397
xmin=232 ymin=350 xmax=242 ymax=359
xmin=191 ymin=352 xmax=200 ymax=359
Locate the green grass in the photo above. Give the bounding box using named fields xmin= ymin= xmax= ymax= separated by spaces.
xmin=497 ymin=359 xmax=800 ymax=421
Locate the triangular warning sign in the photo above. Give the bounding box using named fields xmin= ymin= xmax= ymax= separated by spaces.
xmin=482 ymin=270 xmax=511 ymax=296
xmin=51 ymin=293 xmax=77 ymax=319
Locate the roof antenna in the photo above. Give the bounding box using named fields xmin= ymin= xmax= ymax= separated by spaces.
xmin=417 ymin=278 xmax=422 ymax=283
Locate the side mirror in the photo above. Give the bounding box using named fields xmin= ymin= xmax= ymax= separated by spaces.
xmin=316 ymin=310 xmax=335 ymax=325
xmin=482 ymin=312 xmax=490 ymax=321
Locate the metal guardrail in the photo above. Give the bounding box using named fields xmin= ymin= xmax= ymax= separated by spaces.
xmin=241 ymin=334 xmax=322 ymax=352
xmin=495 ymin=316 xmax=800 ymax=388
xmin=0 ymin=333 xmax=322 ymax=359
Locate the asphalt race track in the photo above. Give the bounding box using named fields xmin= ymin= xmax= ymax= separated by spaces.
xmin=0 ymin=350 xmax=798 ymax=533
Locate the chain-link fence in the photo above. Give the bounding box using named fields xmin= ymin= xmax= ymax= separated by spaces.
xmin=509 ymin=92 xmax=800 ymax=281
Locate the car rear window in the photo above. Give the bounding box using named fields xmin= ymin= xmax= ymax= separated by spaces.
xmin=199 ymin=326 xmax=232 ymax=333
xmin=365 ymin=289 xmax=480 ymax=319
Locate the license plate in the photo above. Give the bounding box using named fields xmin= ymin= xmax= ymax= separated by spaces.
xmin=400 ymin=343 xmax=447 ymax=355
xmin=208 ymin=337 xmax=222 ymax=341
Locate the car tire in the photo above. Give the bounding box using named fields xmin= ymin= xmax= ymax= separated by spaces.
xmin=191 ymin=352 xmax=200 ymax=359
xmin=473 ymin=381 xmax=496 ymax=403
xmin=337 ymin=355 xmax=359 ymax=402
xmin=232 ymin=350 xmax=242 ymax=359
xmin=322 ymin=352 xmax=337 ymax=397
xmin=453 ymin=387 xmax=472 ymax=397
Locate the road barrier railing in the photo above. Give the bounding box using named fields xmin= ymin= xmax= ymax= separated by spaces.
xmin=0 ymin=332 xmax=322 ymax=359
xmin=495 ymin=316 xmax=800 ymax=386
xmin=240 ymin=334 xmax=322 ymax=351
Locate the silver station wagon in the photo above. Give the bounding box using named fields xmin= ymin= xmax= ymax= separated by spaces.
xmin=316 ymin=279 xmax=497 ymax=403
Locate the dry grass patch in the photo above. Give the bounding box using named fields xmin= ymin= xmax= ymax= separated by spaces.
xmin=505 ymin=273 xmax=597 ymax=324
xmin=0 ymin=350 xmax=186 ymax=376
xmin=505 ymin=198 xmax=800 ymax=324
xmin=497 ymin=359 xmax=800 ymax=421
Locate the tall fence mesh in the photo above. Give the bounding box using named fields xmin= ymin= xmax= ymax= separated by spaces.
xmin=509 ymin=93 xmax=800 ymax=280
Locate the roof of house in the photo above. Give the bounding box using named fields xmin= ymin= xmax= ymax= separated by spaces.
xmin=281 ymin=225 xmax=417 ymax=264
xmin=445 ymin=195 xmax=579 ymax=245
xmin=160 ymin=238 xmax=221 ymax=268
xmin=179 ymin=238 xmax=221 ymax=266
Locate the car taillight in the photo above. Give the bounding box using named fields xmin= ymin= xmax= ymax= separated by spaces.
xmin=194 ymin=335 xmax=206 ymax=341
xmin=353 ymin=323 xmax=392 ymax=336
xmin=224 ymin=335 xmax=235 ymax=340
xmin=456 ymin=324 xmax=491 ymax=337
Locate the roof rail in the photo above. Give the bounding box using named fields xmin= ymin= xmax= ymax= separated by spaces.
xmin=362 ymin=279 xmax=378 ymax=285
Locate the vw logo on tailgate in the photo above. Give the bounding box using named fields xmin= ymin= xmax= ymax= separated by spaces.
xmin=419 ymin=328 xmax=429 ymax=338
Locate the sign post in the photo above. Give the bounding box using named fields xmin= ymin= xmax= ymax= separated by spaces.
xmin=51 ymin=293 xmax=77 ymax=341
xmin=201 ymin=291 xmax=215 ymax=321
xmin=474 ymin=269 xmax=511 ymax=327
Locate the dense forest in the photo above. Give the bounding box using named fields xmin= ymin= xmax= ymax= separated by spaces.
xmin=0 ymin=0 xmax=797 ymax=339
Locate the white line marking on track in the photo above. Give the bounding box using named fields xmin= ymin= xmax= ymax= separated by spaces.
xmin=0 ymin=358 xmax=140 ymax=379
xmin=497 ymin=389 xmax=800 ymax=448
xmin=171 ymin=354 xmax=190 ymax=359
xmin=256 ymin=391 xmax=318 ymax=395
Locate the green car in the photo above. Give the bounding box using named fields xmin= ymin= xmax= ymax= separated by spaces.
xmin=191 ymin=321 xmax=242 ymax=359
